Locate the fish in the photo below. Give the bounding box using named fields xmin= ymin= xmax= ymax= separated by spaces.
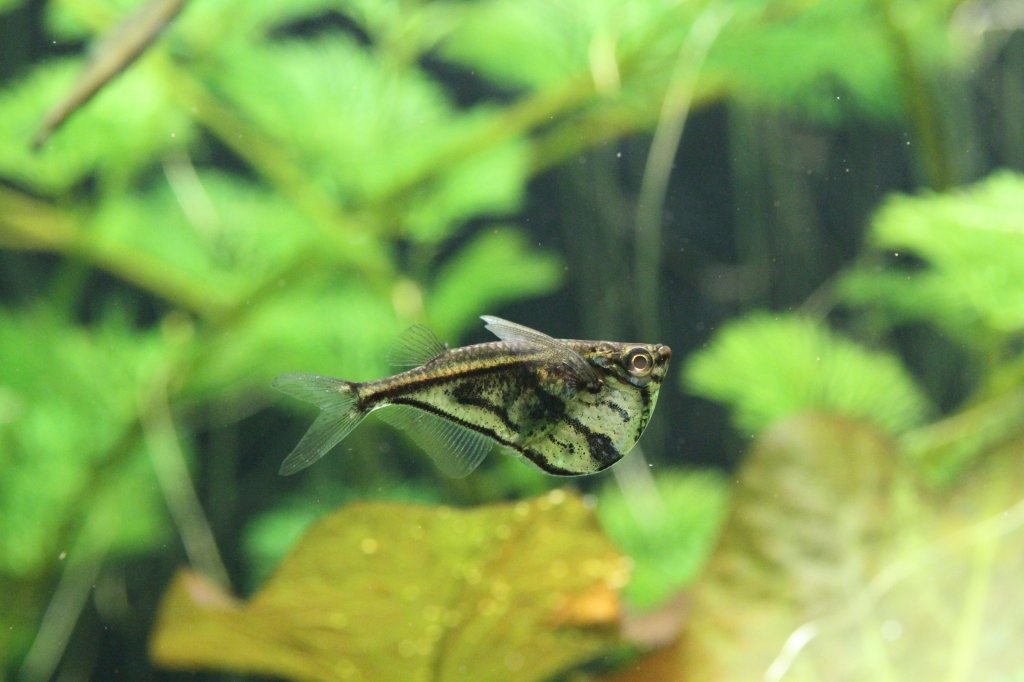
xmin=272 ymin=316 xmax=671 ymax=477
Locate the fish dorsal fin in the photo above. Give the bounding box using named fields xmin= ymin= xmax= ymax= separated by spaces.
xmin=376 ymin=404 xmax=491 ymax=478
xmin=387 ymin=324 xmax=448 ymax=368
xmin=480 ymin=315 xmax=602 ymax=388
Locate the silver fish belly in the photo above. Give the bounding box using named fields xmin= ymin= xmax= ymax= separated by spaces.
xmin=272 ymin=316 xmax=671 ymax=477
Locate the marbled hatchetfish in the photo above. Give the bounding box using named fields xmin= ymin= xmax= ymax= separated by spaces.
xmin=272 ymin=316 xmax=671 ymax=477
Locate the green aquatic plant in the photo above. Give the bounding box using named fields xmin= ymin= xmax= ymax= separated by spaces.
xmin=597 ymin=470 xmax=730 ymax=610
xmin=685 ymin=313 xmax=931 ymax=434
xmin=685 ymin=171 xmax=1024 ymax=483
xmin=612 ymin=415 xmax=1024 ymax=682
xmin=0 ymin=0 xmax=1003 ymax=678
xmin=838 ymin=171 xmax=1024 ymax=484
xmin=659 ymin=173 xmax=1024 ymax=680
xmin=840 ymin=171 xmax=1024 ymax=352
xmin=0 ymin=0 xmax=569 ymax=671
xmin=151 ymin=490 xmax=626 ymax=681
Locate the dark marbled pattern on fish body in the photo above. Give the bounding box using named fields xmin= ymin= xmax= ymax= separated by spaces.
xmin=272 ymin=317 xmax=671 ymax=477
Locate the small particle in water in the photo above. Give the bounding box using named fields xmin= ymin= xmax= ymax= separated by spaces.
xmin=398 ymin=639 xmax=418 ymax=658
xmin=881 ymin=619 xmax=903 ymax=641
xmin=512 ymin=501 xmax=530 ymax=519
xmin=360 ymin=537 xmax=379 ymax=555
xmin=490 ymin=579 xmax=510 ymax=599
xmin=423 ymin=625 xmax=443 ymax=645
xmin=547 ymin=489 xmax=566 ymax=506
xmin=58 ymin=551 xmax=67 ymax=561
xmin=334 ymin=658 xmax=358 ymax=679
xmin=505 ymin=651 xmax=525 ymax=671
xmin=460 ymin=563 xmax=482 ymax=585
xmin=477 ymin=596 xmax=506 ymax=616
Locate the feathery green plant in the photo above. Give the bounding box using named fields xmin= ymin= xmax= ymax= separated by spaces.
xmin=685 ymin=313 xmax=931 ymax=434
xmin=0 ymin=0 xmax=996 ymax=678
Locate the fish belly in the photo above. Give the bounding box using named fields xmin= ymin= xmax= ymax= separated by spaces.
xmin=391 ymin=366 xmax=649 ymax=476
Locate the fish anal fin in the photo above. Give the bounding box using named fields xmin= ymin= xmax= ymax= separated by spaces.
xmin=388 ymin=324 xmax=448 ymax=369
xmin=376 ymin=404 xmax=491 ymax=478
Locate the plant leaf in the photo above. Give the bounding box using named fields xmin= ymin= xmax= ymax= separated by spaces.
xmin=0 ymin=308 xmax=169 ymax=579
xmin=839 ymin=171 xmax=1024 ymax=345
xmin=185 ymin=280 xmax=400 ymax=398
xmin=0 ymin=56 xmax=194 ymax=191
xmin=89 ymin=170 xmax=318 ymax=301
xmin=440 ymin=0 xmax=963 ymax=123
xmin=684 ymin=313 xmax=930 ymax=434
xmin=669 ymin=414 xmax=1024 ymax=682
xmin=404 ymin=139 xmax=530 ymax=241
xmin=597 ymin=469 xmax=729 ymax=609
xmin=440 ymin=0 xmax=618 ymax=89
xmin=679 ymin=415 xmax=899 ymax=681
xmin=0 ymin=0 xmax=25 ymax=15
xmin=151 ymin=491 xmax=627 ymax=681
xmin=439 ymin=0 xmax=698 ymax=91
xmin=427 ymin=227 xmax=563 ymax=338
xmin=706 ymin=0 xmax=902 ymax=122
xmin=207 ymin=35 xmax=451 ymax=201
xmin=205 ymin=34 xmax=530 ymax=237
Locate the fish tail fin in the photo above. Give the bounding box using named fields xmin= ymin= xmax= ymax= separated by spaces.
xmin=272 ymin=373 xmax=365 ymax=475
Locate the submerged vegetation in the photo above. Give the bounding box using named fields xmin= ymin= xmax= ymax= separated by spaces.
xmin=1 ymin=0 xmax=1023 ymax=679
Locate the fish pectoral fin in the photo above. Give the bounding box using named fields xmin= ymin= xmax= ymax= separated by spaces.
xmin=387 ymin=324 xmax=448 ymax=368
xmin=480 ymin=315 xmax=602 ymax=388
xmin=376 ymin=404 xmax=491 ymax=478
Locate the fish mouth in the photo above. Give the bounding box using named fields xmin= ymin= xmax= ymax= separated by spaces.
xmin=657 ymin=345 xmax=672 ymax=362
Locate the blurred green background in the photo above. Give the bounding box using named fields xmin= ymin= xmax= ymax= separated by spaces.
xmin=2 ymin=0 xmax=1024 ymax=680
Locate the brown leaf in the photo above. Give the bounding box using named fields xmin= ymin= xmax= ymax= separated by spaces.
xmin=674 ymin=413 xmax=1024 ymax=681
xmin=150 ymin=490 xmax=627 ymax=681
xmin=680 ymin=413 xmax=899 ymax=682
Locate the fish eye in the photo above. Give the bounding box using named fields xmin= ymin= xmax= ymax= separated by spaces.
xmin=626 ymin=348 xmax=653 ymax=375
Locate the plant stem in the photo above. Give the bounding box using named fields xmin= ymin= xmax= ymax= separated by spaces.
xmin=875 ymin=0 xmax=953 ymax=190
xmin=0 ymin=187 xmax=226 ymax=317
xmin=634 ymin=3 xmax=732 ymax=342
xmin=164 ymin=68 xmax=391 ymax=275
xmin=530 ymin=80 xmax=726 ymax=176
xmin=141 ymin=376 xmax=231 ymax=588
xmin=901 ymin=387 xmax=1024 ymax=485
